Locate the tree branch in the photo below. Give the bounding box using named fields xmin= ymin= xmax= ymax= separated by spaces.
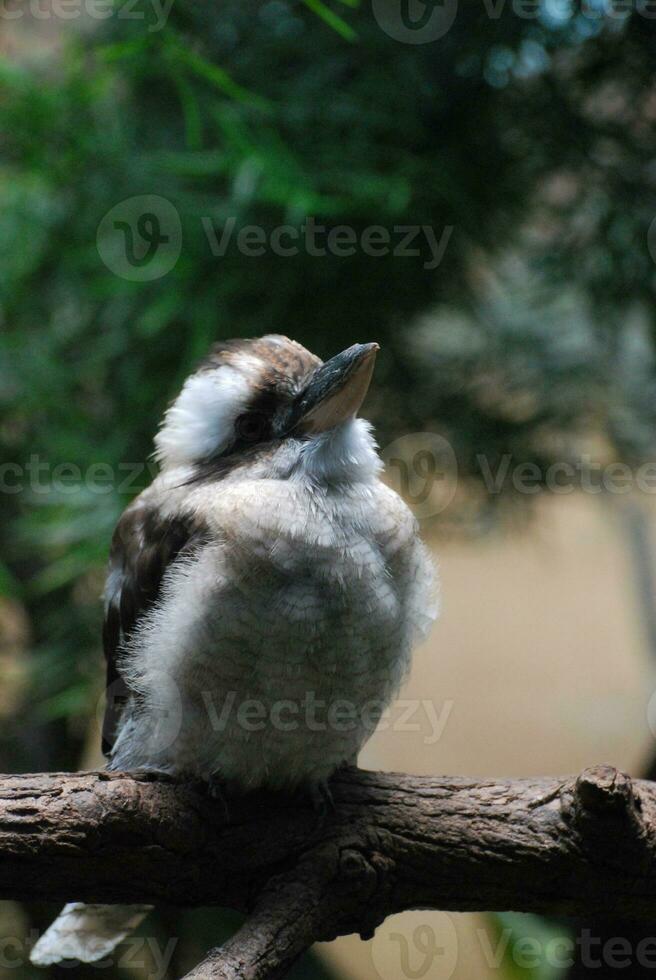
xmin=182 ymin=863 xmax=331 ymax=980
xmin=1 ymin=765 xmax=654 ymax=979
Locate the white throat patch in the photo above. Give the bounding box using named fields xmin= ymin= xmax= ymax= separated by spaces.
xmin=296 ymin=418 xmax=382 ymax=484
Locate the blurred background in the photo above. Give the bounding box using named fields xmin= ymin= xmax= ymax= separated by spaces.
xmin=2 ymin=0 xmax=656 ymax=977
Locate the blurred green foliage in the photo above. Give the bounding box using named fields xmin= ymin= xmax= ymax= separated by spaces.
xmin=1 ymin=2 xmax=656 ymax=975
xmin=490 ymin=913 xmax=571 ymax=980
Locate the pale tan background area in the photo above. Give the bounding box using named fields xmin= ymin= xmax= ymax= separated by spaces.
xmin=320 ymin=491 xmax=656 ymax=980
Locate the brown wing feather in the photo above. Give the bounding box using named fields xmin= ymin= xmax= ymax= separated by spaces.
xmin=101 ymin=500 xmax=204 ymax=756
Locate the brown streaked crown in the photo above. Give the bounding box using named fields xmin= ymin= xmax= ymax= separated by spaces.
xmin=200 ymin=335 xmax=321 ymax=395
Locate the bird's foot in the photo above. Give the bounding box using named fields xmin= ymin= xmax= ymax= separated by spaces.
xmin=130 ymin=767 xmax=177 ymax=783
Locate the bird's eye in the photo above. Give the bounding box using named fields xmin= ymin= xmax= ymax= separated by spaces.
xmin=235 ymin=412 xmax=268 ymax=443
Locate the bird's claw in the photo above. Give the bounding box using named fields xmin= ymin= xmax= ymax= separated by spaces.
xmin=131 ymin=767 xmax=176 ymax=783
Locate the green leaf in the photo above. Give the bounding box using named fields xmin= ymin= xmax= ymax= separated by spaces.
xmin=487 ymin=913 xmax=572 ymax=980
xmin=171 ymin=68 xmax=204 ymax=150
xmin=165 ymin=38 xmax=270 ymax=111
xmin=301 ymin=0 xmax=358 ymax=40
xmin=99 ymin=36 xmax=154 ymax=63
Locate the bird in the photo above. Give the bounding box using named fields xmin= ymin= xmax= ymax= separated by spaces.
xmin=30 ymin=335 xmax=437 ymax=968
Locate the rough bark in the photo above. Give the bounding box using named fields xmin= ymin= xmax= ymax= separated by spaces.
xmin=1 ymin=765 xmax=654 ymax=979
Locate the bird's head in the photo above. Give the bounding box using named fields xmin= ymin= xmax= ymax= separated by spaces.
xmin=154 ymin=335 xmax=381 ymax=483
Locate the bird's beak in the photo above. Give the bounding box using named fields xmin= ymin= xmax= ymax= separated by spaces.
xmin=291 ymin=342 xmax=379 ymax=435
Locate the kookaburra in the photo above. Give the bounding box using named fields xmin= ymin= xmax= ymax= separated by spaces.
xmin=31 ymin=336 xmax=436 ymax=967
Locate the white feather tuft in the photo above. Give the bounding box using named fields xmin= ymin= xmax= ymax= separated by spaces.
xmin=30 ymin=902 xmax=152 ymax=966
xmin=154 ymin=366 xmax=252 ymax=467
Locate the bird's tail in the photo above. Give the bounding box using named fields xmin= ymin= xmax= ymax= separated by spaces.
xmin=30 ymin=902 xmax=153 ymax=966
